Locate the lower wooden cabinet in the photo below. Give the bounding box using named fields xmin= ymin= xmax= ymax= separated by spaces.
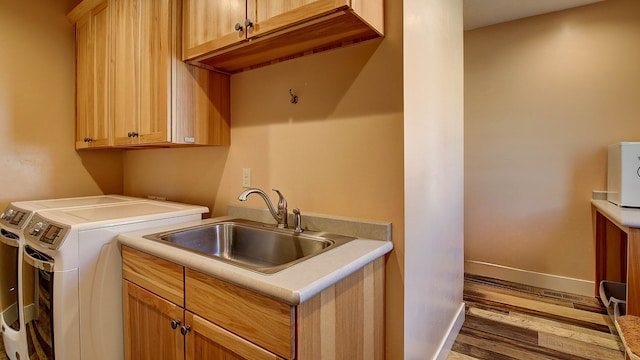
xmin=121 ymin=245 xmax=384 ymax=359
xmin=185 ymin=269 xmax=294 ymax=358
xmin=122 ymin=246 xmax=284 ymax=359
xmin=123 ymin=281 xmax=185 ymax=360
xmin=123 ymin=280 xmax=282 ymax=360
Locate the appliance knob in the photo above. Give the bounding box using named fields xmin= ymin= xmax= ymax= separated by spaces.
xmin=1 ymin=209 xmax=14 ymax=220
xmin=30 ymin=222 xmax=44 ymax=236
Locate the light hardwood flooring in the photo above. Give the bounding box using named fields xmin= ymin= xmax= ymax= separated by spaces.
xmin=0 ymin=274 xmax=624 ymax=360
xmin=0 ymin=336 xmax=7 ymax=360
xmin=449 ymin=275 xmax=625 ymax=360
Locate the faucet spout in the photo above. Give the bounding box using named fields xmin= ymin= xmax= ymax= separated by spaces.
xmin=237 ymin=188 xmax=288 ymax=228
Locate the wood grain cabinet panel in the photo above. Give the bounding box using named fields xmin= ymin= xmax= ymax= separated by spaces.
xmin=296 ymin=257 xmax=385 ymax=360
xmin=185 ymin=312 xmax=282 ymax=360
xmin=74 ymin=1 xmax=111 ymax=149
xmin=68 ymin=0 xmax=230 ymax=149
xmin=111 ymin=0 xmax=144 ymax=146
xmin=183 ymin=0 xmax=384 ymax=73
xmin=122 ymin=246 xmax=285 ymax=359
xmin=183 ymin=0 xmax=247 ymax=58
xmin=122 ymin=246 xmax=385 ymax=359
xmin=122 ymin=281 xmax=185 ymax=360
xmin=122 ymin=246 xmax=184 ymax=305
xmin=112 ymin=0 xmax=172 ymax=146
xmin=250 ymin=0 xmax=349 ymax=37
xmin=185 ymin=268 xmax=294 ymax=359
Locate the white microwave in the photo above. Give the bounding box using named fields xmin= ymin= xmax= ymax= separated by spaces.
xmin=608 ymin=142 xmax=640 ymax=207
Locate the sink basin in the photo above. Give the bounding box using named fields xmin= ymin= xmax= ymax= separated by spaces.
xmin=143 ymin=219 xmax=356 ymax=274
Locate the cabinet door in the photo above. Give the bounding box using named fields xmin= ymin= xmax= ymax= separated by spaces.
xmin=183 ymin=0 xmax=247 ymax=60
xmin=113 ymin=0 xmax=172 ymax=146
xmin=112 ymin=0 xmax=141 ymax=146
xmin=248 ymin=0 xmax=349 ymax=38
xmin=185 ymin=269 xmax=294 ymax=358
xmin=123 ymin=281 xmax=185 ymax=360
xmin=139 ymin=0 xmax=171 ymax=144
xmin=75 ymin=1 xmax=111 ymax=149
xmin=185 ymin=312 xmax=282 ymax=360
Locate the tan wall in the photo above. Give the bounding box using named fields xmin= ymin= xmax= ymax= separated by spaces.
xmin=0 ymin=0 xmax=123 ymax=210
xmin=464 ymin=0 xmax=640 ymax=283
xmin=122 ymin=1 xmax=404 ymax=357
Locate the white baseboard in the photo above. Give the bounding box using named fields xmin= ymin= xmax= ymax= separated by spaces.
xmin=465 ymin=260 xmax=595 ymax=297
xmin=434 ymin=303 xmax=465 ymax=360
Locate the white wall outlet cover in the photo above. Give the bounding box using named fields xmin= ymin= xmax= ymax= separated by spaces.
xmin=242 ymin=168 xmax=251 ymax=188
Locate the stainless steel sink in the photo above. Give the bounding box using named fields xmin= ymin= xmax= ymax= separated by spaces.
xmin=143 ymin=219 xmax=356 ymax=274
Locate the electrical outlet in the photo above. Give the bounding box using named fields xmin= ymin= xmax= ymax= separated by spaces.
xmin=242 ymin=168 xmax=251 ymax=188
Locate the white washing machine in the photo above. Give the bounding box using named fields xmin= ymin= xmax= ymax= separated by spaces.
xmin=21 ymin=200 xmax=207 ymax=360
xmin=0 ymin=195 xmax=142 ymax=360
xmin=21 ymin=200 xmax=209 ymax=360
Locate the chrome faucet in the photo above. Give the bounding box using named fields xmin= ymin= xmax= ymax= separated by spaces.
xmin=237 ymin=188 xmax=288 ymax=228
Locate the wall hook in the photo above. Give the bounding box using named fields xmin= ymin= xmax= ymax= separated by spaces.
xmin=289 ymin=89 xmax=299 ymax=104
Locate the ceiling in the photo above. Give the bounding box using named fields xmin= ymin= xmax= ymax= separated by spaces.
xmin=463 ymin=0 xmax=605 ymax=30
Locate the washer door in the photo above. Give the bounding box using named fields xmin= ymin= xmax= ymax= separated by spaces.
xmin=23 ymin=245 xmax=55 ymax=360
xmin=1 ymin=229 xmax=20 ymax=332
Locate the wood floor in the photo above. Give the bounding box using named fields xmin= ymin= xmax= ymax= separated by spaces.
xmin=0 ymin=274 xmax=625 ymax=360
xmin=449 ymin=275 xmax=625 ymax=360
xmin=0 ymin=336 xmax=7 ymax=360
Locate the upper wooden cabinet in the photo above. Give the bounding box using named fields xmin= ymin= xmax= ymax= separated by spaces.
xmin=68 ymin=0 xmax=230 ymax=149
xmin=74 ymin=1 xmax=111 ymax=149
xmin=183 ymin=0 xmax=384 ymax=73
xmin=111 ymin=0 xmax=173 ymax=146
xmin=183 ymin=0 xmax=247 ymax=58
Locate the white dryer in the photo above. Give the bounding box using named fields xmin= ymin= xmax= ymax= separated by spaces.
xmin=21 ymin=200 xmax=207 ymax=360
xmin=0 ymin=195 xmax=141 ymax=360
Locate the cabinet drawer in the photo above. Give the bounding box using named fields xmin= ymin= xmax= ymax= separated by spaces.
xmin=122 ymin=246 xmax=184 ymax=305
xmin=186 ymin=311 xmax=283 ymax=360
xmin=185 ymin=269 xmax=294 ymax=359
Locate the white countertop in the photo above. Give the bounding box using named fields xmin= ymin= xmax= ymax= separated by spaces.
xmin=592 ymin=199 xmax=640 ymax=229
xmin=117 ymin=216 xmax=393 ymax=305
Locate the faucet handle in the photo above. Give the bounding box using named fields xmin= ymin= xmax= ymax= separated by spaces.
xmin=272 ymin=189 xmax=287 ymax=209
xmin=270 ymin=189 xmax=288 ymax=228
xmin=293 ymin=208 xmax=303 ymax=233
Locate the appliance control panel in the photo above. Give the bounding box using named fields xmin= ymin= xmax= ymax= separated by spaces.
xmin=24 ymin=214 xmax=70 ymax=250
xmin=0 ymin=205 xmax=30 ymax=230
